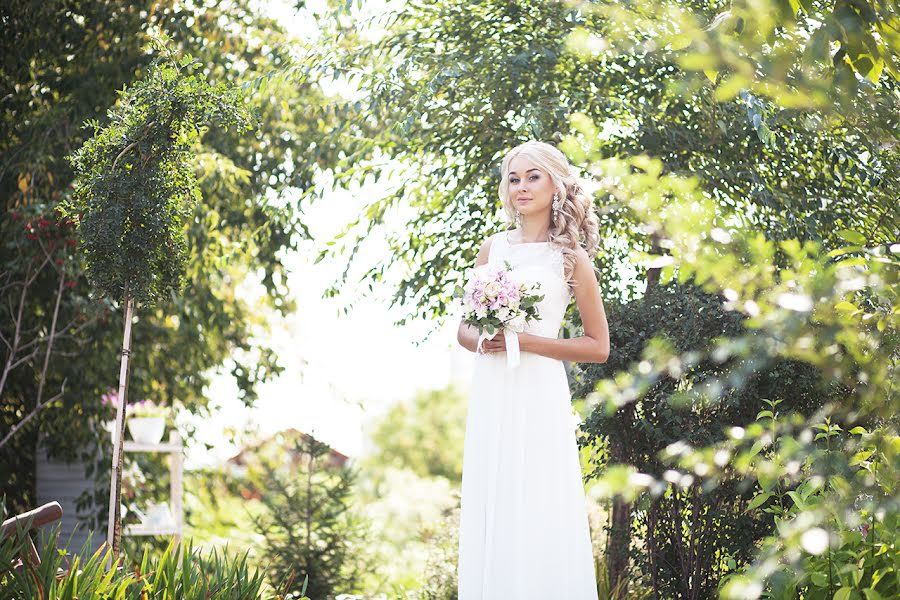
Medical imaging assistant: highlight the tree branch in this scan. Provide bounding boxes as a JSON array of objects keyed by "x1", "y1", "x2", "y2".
[
  {"x1": 0, "y1": 380, "x2": 67, "y2": 450},
  {"x1": 32, "y1": 267, "x2": 67, "y2": 421},
  {"x1": 111, "y1": 120, "x2": 158, "y2": 171},
  {"x1": 0, "y1": 262, "x2": 69, "y2": 450},
  {"x1": 0, "y1": 261, "x2": 33, "y2": 396},
  {"x1": 111, "y1": 141, "x2": 139, "y2": 171}
]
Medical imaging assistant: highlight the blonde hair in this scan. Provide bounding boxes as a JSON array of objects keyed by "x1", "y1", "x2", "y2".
[{"x1": 497, "y1": 140, "x2": 600, "y2": 291}]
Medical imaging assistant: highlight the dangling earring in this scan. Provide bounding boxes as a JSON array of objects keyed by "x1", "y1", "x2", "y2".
[
  {"x1": 515, "y1": 209, "x2": 522, "y2": 226},
  {"x1": 551, "y1": 191, "x2": 561, "y2": 222}
]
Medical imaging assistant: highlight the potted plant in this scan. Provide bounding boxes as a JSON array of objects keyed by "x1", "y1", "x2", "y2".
[
  {"x1": 126, "y1": 399, "x2": 168, "y2": 444},
  {"x1": 101, "y1": 390, "x2": 168, "y2": 445}
]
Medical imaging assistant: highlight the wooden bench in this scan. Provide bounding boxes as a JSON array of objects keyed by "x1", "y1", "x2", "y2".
[{"x1": 1, "y1": 501, "x2": 64, "y2": 571}]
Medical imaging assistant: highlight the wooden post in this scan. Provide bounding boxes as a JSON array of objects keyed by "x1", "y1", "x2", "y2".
[
  {"x1": 170, "y1": 430, "x2": 183, "y2": 546},
  {"x1": 106, "y1": 294, "x2": 135, "y2": 566}
]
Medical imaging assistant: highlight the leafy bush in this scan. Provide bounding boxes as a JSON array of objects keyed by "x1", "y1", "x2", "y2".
[
  {"x1": 418, "y1": 505, "x2": 460, "y2": 600},
  {"x1": 720, "y1": 407, "x2": 900, "y2": 599},
  {"x1": 564, "y1": 120, "x2": 897, "y2": 600},
  {"x1": 575, "y1": 281, "x2": 832, "y2": 594}
]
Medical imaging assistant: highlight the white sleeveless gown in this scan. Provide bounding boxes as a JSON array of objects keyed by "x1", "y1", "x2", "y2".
[{"x1": 456, "y1": 230, "x2": 599, "y2": 599}]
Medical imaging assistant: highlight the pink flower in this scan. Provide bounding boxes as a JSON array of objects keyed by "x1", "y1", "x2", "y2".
[{"x1": 101, "y1": 389, "x2": 118, "y2": 407}]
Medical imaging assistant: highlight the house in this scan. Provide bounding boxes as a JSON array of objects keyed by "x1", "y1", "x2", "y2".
[
  {"x1": 225, "y1": 428, "x2": 351, "y2": 499},
  {"x1": 35, "y1": 442, "x2": 105, "y2": 556}
]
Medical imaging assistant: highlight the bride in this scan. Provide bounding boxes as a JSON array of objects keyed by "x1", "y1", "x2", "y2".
[{"x1": 455, "y1": 140, "x2": 609, "y2": 599}]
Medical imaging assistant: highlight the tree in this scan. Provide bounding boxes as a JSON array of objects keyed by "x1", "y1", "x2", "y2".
[
  {"x1": 246, "y1": 431, "x2": 372, "y2": 599},
  {"x1": 252, "y1": 0, "x2": 897, "y2": 329},
  {"x1": 362, "y1": 384, "x2": 467, "y2": 485},
  {"x1": 63, "y1": 43, "x2": 252, "y2": 560}
]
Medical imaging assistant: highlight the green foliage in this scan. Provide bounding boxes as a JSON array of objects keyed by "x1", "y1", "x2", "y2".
[
  {"x1": 63, "y1": 43, "x2": 252, "y2": 305},
  {"x1": 577, "y1": 0, "x2": 900, "y2": 108},
  {"x1": 719, "y1": 410, "x2": 900, "y2": 599},
  {"x1": 363, "y1": 385, "x2": 467, "y2": 484},
  {"x1": 574, "y1": 281, "x2": 835, "y2": 594},
  {"x1": 349, "y1": 385, "x2": 464, "y2": 594},
  {"x1": 246, "y1": 431, "x2": 372, "y2": 599},
  {"x1": 567, "y1": 140, "x2": 897, "y2": 597},
  {"x1": 0, "y1": 513, "x2": 293, "y2": 599},
  {"x1": 180, "y1": 468, "x2": 268, "y2": 562},
  {"x1": 418, "y1": 506, "x2": 460, "y2": 600},
  {"x1": 1, "y1": 0, "x2": 320, "y2": 517},
  {"x1": 592, "y1": 551, "x2": 653, "y2": 600},
  {"x1": 254, "y1": 0, "x2": 898, "y2": 330},
  {"x1": 129, "y1": 539, "x2": 279, "y2": 600},
  {"x1": 0, "y1": 531, "x2": 132, "y2": 600}
]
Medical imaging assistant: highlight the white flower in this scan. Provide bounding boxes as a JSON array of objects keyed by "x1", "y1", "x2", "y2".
[
  {"x1": 484, "y1": 281, "x2": 501, "y2": 298},
  {"x1": 496, "y1": 306, "x2": 511, "y2": 321},
  {"x1": 506, "y1": 314, "x2": 526, "y2": 332}
]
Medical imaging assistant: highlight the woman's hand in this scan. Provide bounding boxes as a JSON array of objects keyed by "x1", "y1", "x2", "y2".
[
  {"x1": 479, "y1": 331, "x2": 539, "y2": 354},
  {"x1": 479, "y1": 331, "x2": 508, "y2": 354}
]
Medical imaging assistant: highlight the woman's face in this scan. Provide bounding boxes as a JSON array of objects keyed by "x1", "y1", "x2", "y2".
[{"x1": 507, "y1": 155, "x2": 555, "y2": 222}]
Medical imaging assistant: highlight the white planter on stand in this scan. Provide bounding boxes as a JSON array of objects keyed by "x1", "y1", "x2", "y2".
[{"x1": 127, "y1": 417, "x2": 166, "y2": 444}]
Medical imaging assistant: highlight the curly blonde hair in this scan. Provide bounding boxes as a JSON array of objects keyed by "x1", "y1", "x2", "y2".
[{"x1": 497, "y1": 141, "x2": 600, "y2": 291}]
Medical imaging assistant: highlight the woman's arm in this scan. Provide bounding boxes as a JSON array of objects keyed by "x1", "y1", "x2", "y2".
[
  {"x1": 519, "y1": 247, "x2": 609, "y2": 363},
  {"x1": 457, "y1": 237, "x2": 492, "y2": 353}
]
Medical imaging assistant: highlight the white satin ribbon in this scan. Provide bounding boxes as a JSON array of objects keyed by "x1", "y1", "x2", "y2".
[
  {"x1": 503, "y1": 328, "x2": 520, "y2": 369},
  {"x1": 476, "y1": 328, "x2": 521, "y2": 369}
]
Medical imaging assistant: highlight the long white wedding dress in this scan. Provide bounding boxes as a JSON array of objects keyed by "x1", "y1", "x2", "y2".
[{"x1": 456, "y1": 230, "x2": 599, "y2": 599}]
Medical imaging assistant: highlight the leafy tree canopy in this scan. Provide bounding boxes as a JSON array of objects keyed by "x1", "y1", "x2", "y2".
[{"x1": 258, "y1": 0, "x2": 898, "y2": 328}]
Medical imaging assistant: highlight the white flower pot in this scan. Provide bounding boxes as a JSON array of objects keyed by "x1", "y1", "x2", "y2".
[{"x1": 127, "y1": 416, "x2": 166, "y2": 444}]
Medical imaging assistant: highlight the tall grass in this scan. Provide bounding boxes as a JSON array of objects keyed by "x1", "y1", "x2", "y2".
[{"x1": 0, "y1": 523, "x2": 310, "y2": 600}]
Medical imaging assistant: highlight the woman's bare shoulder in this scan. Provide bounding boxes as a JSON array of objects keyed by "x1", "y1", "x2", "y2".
[{"x1": 475, "y1": 232, "x2": 498, "y2": 266}]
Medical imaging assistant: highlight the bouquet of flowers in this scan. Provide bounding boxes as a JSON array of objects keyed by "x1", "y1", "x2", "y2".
[{"x1": 454, "y1": 260, "x2": 543, "y2": 368}]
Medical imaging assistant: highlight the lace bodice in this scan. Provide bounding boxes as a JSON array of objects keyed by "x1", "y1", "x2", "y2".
[{"x1": 488, "y1": 230, "x2": 572, "y2": 338}]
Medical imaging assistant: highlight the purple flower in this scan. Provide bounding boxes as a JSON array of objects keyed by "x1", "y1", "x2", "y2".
[{"x1": 101, "y1": 390, "x2": 117, "y2": 407}]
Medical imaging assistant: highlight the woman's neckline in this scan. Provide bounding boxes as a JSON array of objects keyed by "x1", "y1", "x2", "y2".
[{"x1": 505, "y1": 229, "x2": 550, "y2": 245}]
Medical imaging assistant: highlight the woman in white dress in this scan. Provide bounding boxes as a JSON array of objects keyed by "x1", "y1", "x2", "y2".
[{"x1": 456, "y1": 141, "x2": 610, "y2": 599}]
